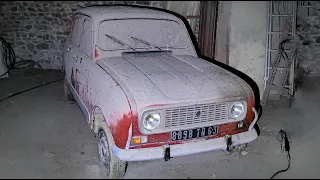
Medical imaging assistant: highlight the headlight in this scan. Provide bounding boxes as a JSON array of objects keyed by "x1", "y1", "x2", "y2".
[
  {"x1": 143, "y1": 112, "x2": 161, "y2": 130},
  {"x1": 230, "y1": 102, "x2": 245, "y2": 118}
]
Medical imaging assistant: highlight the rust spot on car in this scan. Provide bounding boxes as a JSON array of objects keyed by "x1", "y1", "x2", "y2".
[
  {"x1": 94, "y1": 47, "x2": 99, "y2": 60},
  {"x1": 71, "y1": 68, "x2": 75, "y2": 87}
]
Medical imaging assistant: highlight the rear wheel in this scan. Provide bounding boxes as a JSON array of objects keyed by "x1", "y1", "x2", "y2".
[{"x1": 97, "y1": 129, "x2": 127, "y2": 179}]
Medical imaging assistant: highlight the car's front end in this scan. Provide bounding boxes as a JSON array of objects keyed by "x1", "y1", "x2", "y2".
[
  {"x1": 112, "y1": 95, "x2": 259, "y2": 161},
  {"x1": 96, "y1": 46, "x2": 261, "y2": 161}
]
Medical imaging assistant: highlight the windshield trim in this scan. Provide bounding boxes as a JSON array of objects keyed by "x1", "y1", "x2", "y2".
[{"x1": 97, "y1": 18, "x2": 189, "y2": 52}]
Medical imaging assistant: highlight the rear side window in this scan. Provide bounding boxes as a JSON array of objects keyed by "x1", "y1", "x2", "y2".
[{"x1": 72, "y1": 15, "x2": 85, "y2": 47}]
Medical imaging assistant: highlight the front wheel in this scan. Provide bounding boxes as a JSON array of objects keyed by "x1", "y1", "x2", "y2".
[{"x1": 97, "y1": 129, "x2": 127, "y2": 179}]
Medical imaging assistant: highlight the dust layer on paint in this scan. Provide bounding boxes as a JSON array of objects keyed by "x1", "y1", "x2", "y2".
[
  {"x1": 129, "y1": 96, "x2": 255, "y2": 149},
  {"x1": 146, "y1": 103, "x2": 171, "y2": 107},
  {"x1": 71, "y1": 67, "x2": 93, "y2": 117}
]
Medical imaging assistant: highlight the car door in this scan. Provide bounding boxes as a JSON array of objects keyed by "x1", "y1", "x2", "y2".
[
  {"x1": 64, "y1": 14, "x2": 84, "y2": 93},
  {"x1": 76, "y1": 16, "x2": 94, "y2": 119}
]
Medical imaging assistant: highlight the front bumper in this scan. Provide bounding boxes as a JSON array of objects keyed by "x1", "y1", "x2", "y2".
[{"x1": 112, "y1": 107, "x2": 259, "y2": 162}]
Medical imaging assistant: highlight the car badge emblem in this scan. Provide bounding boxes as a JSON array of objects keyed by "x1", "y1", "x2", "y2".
[{"x1": 196, "y1": 111, "x2": 201, "y2": 117}]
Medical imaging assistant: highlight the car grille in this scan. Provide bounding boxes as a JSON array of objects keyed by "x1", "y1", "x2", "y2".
[{"x1": 164, "y1": 102, "x2": 228, "y2": 128}]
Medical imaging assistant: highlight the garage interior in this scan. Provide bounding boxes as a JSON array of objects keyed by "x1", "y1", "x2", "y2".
[{"x1": 0, "y1": 1, "x2": 319, "y2": 178}]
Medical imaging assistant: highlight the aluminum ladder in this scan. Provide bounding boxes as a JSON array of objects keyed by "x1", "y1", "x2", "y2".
[{"x1": 262, "y1": 1, "x2": 298, "y2": 106}]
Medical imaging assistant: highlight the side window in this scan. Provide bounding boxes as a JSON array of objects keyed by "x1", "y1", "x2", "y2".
[
  {"x1": 81, "y1": 18, "x2": 93, "y2": 58},
  {"x1": 72, "y1": 15, "x2": 85, "y2": 47}
]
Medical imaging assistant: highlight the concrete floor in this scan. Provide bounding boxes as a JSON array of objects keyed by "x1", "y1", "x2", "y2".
[{"x1": 0, "y1": 70, "x2": 319, "y2": 179}]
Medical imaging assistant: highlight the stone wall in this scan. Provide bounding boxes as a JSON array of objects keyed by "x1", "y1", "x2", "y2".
[
  {"x1": 297, "y1": 2, "x2": 320, "y2": 76},
  {"x1": 0, "y1": 1, "x2": 167, "y2": 69}
]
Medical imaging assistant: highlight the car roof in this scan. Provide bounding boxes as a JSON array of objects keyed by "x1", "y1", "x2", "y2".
[{"x1": 76, "y1": 5, "x2": 181, "y2": 22}]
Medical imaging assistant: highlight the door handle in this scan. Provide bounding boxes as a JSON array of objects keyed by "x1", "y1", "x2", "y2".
[{"x1": 66, "y1": 47, "x2": 71, "y2": 52}]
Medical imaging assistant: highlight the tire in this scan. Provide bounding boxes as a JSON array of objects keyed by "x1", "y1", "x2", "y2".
[
  {"x1": 63, "y1": 80, "x2": 74, "y2": 102},
  {"x1": 97, "y1": 129, "x2": 127, "y2": 179}
]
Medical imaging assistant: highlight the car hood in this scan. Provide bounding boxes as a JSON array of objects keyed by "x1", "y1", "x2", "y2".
[{"x1": 97, "y1": 53, "x2": 250, "y2": 111}]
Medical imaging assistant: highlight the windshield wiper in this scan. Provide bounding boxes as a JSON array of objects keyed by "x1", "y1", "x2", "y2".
[
  {"x1": 105, "y1": 34, "x2": 136, "y2": 51},
  {"x1": 130, "y1": 36, "x2": 162, "y2": 50}
]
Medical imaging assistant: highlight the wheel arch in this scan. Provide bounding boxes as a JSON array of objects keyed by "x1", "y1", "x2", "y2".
[{"x1": 91, "y1": 105, "x2": 108, "y2": 134}]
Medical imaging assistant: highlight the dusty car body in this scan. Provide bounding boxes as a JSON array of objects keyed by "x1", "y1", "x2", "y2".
[{"x1": 63, "y1": 5, "x2": 261, "y2": 178}]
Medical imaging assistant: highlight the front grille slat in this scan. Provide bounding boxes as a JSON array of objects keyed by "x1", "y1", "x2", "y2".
[{"x1": 164, "y1": 102, "x2": 227, "y2": 128}]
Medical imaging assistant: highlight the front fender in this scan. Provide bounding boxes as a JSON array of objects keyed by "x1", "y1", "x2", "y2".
[
  {"x1": 89, "y1": 63, "x2": 135, "y2": 149},
  {"x1": 97, "y1": 85, "x2": 133, "y2": 149}
]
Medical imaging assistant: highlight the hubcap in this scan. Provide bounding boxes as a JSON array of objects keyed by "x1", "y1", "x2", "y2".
[{"x1": 98, "y1": 131, "x2": 110, "y2": 166}]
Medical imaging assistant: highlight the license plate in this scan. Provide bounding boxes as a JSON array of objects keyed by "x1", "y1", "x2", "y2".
[{"x1": 171, "y1": 125, "x2": 219, "y2": 141}]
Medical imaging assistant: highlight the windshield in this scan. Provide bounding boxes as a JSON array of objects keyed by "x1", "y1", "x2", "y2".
[{"x1": 98, "y1": 19, "x2": 189, "y2": 51}]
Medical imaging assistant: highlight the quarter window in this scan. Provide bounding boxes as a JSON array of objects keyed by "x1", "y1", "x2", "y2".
[
  {"x1": 72, "y1": 15, "x2": 85, "y2": 47},
  {"x1": 81, "y1": 18, "x2": 93, "y2": 58}
]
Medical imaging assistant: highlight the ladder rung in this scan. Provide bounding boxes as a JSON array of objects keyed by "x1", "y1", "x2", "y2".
[
  {"x1": 269, "y1": 49, "x2": 292, "y2": 52},
  {"x1": 271, "y1": 84, "x2": 292, "y2": 89},
  {"x1": 299, "y1": 5, "x2": 313, "y2": 8},
  {"x1": 270, "y1": 14, "x2": 293, "y2": 17},
  {"x1": 267, "y1": 67, "x2": 289, "y2": 70},
  {"x1": 272, "y1": 85, "x2": 283, "y2": 91},
  {"x1": 268, "y1": 32, "x2": 292, "y2": 34},
  {"x1": 282, "y1": 90, "x2": 291, "y2": 98},
  {"x1": 271, "y1": 85, "x2": 290, "y2": 96}
]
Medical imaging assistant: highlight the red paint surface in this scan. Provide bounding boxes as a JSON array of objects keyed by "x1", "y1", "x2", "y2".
[
  {"x1": 130, "y1": 121, "x2": 248, "y2": 149},
  {"x1": 131, "y1": 112, "x2": 141, "y2": 137},
  {"x1": 246, "y1": 91, "x2": 255, "y2": 124},
  {"x1": 109, "y1": 113, "x2": 138, "y2": 148}
]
